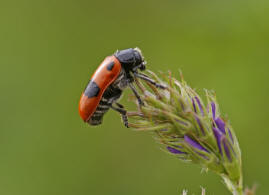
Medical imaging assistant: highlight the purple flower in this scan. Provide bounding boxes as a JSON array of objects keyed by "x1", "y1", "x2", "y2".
[
  {"x1": 215, "y1": 117, "x2": 226, "y2": 134},
  {"x1": 167, "y1": 146, "x2": 185, "y2": 154},
  {"x1": 192, "y1": 97, "x2": 204, "y2": 116},
  {"x1": 195, "y1": 96, "x2": 204, "y2": 115},
  {"x1": 184, "y1": 135, "x2": 208, "y2": 152},
  {"x1": 213, "y1": 127, "x2": 223, "y2": 154},
  {"x1": 211, "y1": 102, "x2": 216, "y2": 119},
  {"x1": 192, "y1": 98, "x2": 197, "y2": 113},
  {"x1": 228, "y1": 128, "x2": 234, "y2": 143},
  {"x1": 213, "y1": 114, "x2": 234, "y2": 144},
  {"x1": 194, "y1": 115, "x2": 205, "y2": 135},
  {"x1": 221, "y1": 137, "x2": 232, "y2": 161},
  {"x1": 213, "y1": 127, "x2": 233, "y2": 161}
]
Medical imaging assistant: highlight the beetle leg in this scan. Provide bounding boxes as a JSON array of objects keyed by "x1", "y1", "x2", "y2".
[
  {"x1": 115, "y1": 102, "x2": 124, "y2": 109},
  {"x1": 115, "y1": 103, "x2": 129, "y2": 128},
  {"x1": 133, "y1": 72, "x2": 167, "y2": 89},
  {"x1": 110, "y1": 104, "x2": 129, "y2": 128},
  {"x1": 128, "y1": 82, "x2": 144, "y2": 106}
]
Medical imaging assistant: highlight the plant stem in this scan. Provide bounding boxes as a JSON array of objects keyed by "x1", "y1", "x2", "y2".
[{"x1": 222, "y1": 176, "x2": 243, "y2": 195}]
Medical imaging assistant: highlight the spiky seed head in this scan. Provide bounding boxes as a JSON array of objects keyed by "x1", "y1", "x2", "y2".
[{"x1": 128, "y1": 70, "x2": 243, "y2": 195}]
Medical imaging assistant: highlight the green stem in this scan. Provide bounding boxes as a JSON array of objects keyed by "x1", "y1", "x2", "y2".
[
  {"x1": 236, "y1": 185, "x2": 243, "y2": 195},
  {"x1": 222, "y1": 175, "x2": 243, "y2": 195}
]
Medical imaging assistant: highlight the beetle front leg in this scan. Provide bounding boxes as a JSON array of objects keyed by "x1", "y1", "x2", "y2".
[
  {"x1": 110, "y1": 104, "x2": 129, "y2": 128},
  {"x1": 133, "y1": 72, "x2": 167, "y2": 89},
  {"x1": 128, "y1": 82, "x2": 144, "y2": 106}
]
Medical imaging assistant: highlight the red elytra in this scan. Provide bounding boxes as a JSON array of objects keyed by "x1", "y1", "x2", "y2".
[{"x1": 79, "y1": 56, "x2": 121, "y2": 122}]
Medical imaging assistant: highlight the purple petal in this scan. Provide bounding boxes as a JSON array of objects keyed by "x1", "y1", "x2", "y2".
[
  {"x1": 195, "y1": 115, "x2": 205, "y2": 135},
  {"x1": 213, "y1": 127, "x2": 223, "y2": 154},
  {"x1": 215, "y1": 117, "x2": 226, "y2": 134},
  {"x1": 195, "y1": 96, "x2": 204, "y2": 115},
  {"x1": 221, "y1": 137, "x2": 232, "y2": 162},
  {"x1": 228, "y1": 128, "x2": 234, "y2": 143},
  {"x1": 213, "y1": 127, "x2": 233, "y2": 161},
  {"x1": 184, "y1": 135, "x2": 208, "y2": 152},
  {"x1": 211, "y1": 102, "x2": 216, "y2": 119},
  {"x1": 167, "y1": 146, "x2": 185, "y2": 154},
  {"x1": 192, "y1": 98, "x2": 197, "y2": 113}
]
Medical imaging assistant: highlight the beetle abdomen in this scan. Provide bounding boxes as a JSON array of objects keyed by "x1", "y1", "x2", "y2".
[
  {"x1": 79, "y1": 56, "x2": 121, "y2": 122},
  {"x1": 88, "y1": 99, "x2": 110, "y2": 125}
]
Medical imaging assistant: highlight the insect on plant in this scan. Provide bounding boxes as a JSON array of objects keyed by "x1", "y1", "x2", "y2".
[{"x1": 78, "y1": 48, "x2": 166, "y2": 127}]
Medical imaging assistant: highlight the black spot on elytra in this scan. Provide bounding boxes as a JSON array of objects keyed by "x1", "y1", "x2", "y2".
[
  {"x1": 84, "y1": 80, "x2": 100, "y2": 98},
  {"x1": 106, "y1": 61, "x2": 115, "y2": 71}
]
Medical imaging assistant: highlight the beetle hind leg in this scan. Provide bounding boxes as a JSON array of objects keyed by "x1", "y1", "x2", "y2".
[
  {"x1": 110, "y1": 103, "x2": 129, "y2": 128},
  {"x1": 121, "y1": 114, "x2": 128, "y2": 128}
]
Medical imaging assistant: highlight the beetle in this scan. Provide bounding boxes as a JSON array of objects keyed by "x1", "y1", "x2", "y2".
[{"x1": 79, "y1": 48, "x2": 165, "y2": 127}]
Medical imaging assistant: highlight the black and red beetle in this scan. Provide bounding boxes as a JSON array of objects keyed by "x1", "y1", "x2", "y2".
[{"x1": 79, "y1": 48, "x2": 165, "y2": 127}]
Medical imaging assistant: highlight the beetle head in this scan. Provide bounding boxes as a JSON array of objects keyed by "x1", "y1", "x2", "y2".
[
  {"x1": 133, "y1": 47, "x2": 146, "y2": 71},
  {"x1": 114, "y1": 48, "x2": 146, "y2": 72}
]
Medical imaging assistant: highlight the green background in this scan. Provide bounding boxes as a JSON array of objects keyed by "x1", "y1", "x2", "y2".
[{"x1": 0, "y1": 0, "x2": 268, "y2": 194}]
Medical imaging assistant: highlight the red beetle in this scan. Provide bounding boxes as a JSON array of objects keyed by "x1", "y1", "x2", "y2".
[{"x1": 79, "y1": 48, "x2": 165, "y2": 127}]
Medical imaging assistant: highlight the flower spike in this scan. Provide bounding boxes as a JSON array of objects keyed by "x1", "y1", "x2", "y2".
[{"x1": 128, "y1": 71, "x2": 244, "y2": 195}]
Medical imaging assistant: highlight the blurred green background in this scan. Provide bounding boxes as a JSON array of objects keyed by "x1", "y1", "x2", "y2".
[{"x1": 0, "y1": 0, "x2": 268, "y2": 194}]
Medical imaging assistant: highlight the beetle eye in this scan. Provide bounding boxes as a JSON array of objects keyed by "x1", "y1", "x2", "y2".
[{"x1": 139, "y1": 63, "x2": 146, "y2": 71}]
